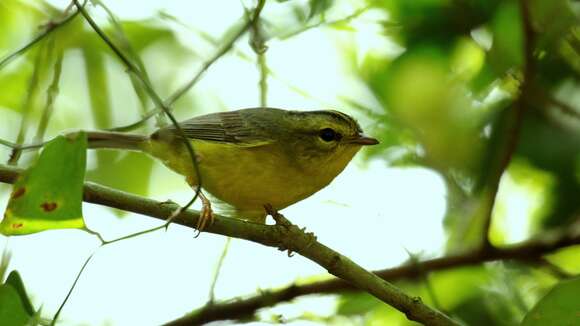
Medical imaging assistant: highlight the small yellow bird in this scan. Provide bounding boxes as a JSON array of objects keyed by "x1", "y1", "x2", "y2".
[{"x1": 87, "y1": 107, "x2": 378, "y2": 229}]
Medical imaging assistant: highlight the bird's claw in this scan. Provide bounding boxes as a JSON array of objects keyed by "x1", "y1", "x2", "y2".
[
  {"x1": 264, "y1": 204, "x2": 291, "y2": 227},
  {"x1": 300, "y1": 227, "x2": 317, "y2": 249},
  {"x1": 194, "y1": 192, "x2": 214, "y2": 238}
]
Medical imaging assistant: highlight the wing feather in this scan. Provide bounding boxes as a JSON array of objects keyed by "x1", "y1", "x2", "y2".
[{"x1": 163, "y1": 110, "x2": 274, "y2": 147}]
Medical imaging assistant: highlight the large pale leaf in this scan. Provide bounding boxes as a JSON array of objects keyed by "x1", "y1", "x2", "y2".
[
  {"x1": 521, "y1": 277, "x2": 580, "y2": 326},
  {"x1": 86, "y1": 151, "x2": 154, "y2": 207},
  {"x1": 0, "y1": 132, "x2": 87, "y2": 235}
]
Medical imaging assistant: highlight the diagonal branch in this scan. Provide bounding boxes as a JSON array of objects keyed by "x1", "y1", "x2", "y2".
[
  {"x1": 166, "y1": 222, "x2": 580, "y2": 325},
  {"x1": 0, "y1": 164, "x2": 458, "y2": 326},
  {"x1": 108, "y1": 0, "x2": 267, "y2": 132},
  {"x1": 479, "y1": 0, "x2": 536, "y2": 249}
]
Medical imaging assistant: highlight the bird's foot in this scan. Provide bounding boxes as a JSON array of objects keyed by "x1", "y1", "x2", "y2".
[
  {"x1": 194, "y1": 191, "x2": 214, "y2": 237},
  {"x1": 264, "y1": 204, "x2": 291, "y2": 227},
  {"x1": 299, "y1": 227, "x2": 317, "y2": 250}
]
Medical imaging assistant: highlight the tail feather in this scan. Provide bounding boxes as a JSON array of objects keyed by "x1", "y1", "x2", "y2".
[{"x1": 86, "y1": 131, "x2": 147, "y2": 151}]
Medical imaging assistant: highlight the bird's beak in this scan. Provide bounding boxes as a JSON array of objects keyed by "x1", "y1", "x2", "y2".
[{"x1": 347, "y1": 133, "x2": 379, "y2": 145}]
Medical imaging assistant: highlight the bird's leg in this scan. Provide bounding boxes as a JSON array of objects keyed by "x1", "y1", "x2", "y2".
[
  {"x1": 264, "y1": 204, "x2": 291, "y2": 227},
  {"x1": 195, "y1": 191, "x2": 214, "y2": 236},
  {"x1": 186, "y1": 175, "x2": 214, "y2": 236}
]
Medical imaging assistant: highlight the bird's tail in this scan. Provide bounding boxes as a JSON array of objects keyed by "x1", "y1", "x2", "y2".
[{"x1": 86, "y1": 131, "x2": 148, "y2": 151}]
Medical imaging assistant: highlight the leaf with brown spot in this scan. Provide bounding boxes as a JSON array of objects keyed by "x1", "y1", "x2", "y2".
[
  {"x1": 40, "y1": 202, "x2": 58, "y2": 212},
  {"x1": 0, "y1": 133, "x2": 87, "y2": 235},
  {"x1": 10, "y1": 188, "x2": 25, "y2": 200}
]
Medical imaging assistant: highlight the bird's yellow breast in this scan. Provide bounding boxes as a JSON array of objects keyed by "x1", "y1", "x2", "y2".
[{"x1": 146, "y1": 138, "x2": 357, "y2": 222}]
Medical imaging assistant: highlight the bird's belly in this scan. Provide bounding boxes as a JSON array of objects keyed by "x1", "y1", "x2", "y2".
[
  {"x1": 205, "y1": 165, "x2": 313, "y2": 210},
  {"x1": 150, "y1": 140, "x2": 324, "y2": 218},
  {"x1": 199, "y1": 145, "x2": 317, "y2": 211}
]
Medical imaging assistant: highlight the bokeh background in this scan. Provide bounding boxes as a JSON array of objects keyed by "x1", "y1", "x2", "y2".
[{"x1": 1, "y1": 0, "x2": 579, "y2": 325}]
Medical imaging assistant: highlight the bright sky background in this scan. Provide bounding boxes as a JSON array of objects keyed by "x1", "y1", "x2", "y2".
[{"x1": 0, "y1": 0, "x2": 534, "y2": 325}]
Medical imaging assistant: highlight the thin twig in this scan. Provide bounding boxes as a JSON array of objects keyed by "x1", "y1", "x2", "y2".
[
  {"x1": 258, "y1": 54, "x2": 268, "y2": 106},
  {"x1": 208, "y1": 237, "x2": 232, "y2": 303},
  {"x1": 50, "y1": 251, "x2": 96, "y2": 326},
  {"x1": 34, "y1": 46, "x2": 64, "y2": 143},
  {"x1": 107, "y1": 0, "x2": 267, "y2": 132},
  {"x1": 277, "y1": 5, "x2": 371, "y2": 40},
  {"x1": 0, "y1": 139, "x2": 19, "y2": 149},
  {"x1": 179, "y1": 22, "x2": 332, "y2": 108},
  {"x1": 95, "y1": 0, "x2": 160, "y2": 124},
  {"x1": 96, "y1": 0, "x2": 153, "y2": 86},
  {"x1": 0, "y1": 1, "x2": 86, "y2": 71},
  {"x1": 247, "y1": 4, "x2": 269, "y2": 107},
  {"x1": 0, "y1": 141, "x2": 46, "y2": 151},
  {"x1": 7, "y1": 44, "x2": 46, "y2": 165}
]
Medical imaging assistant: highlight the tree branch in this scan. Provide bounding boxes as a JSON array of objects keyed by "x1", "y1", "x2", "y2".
[
  {"x1": 0, "y1": 164, "x2": 457, "y2": 325},
  {"x1": 479, "y1": 0, "x2": 536, "y2": 249},
  {"x1": 166, "y1": 221, "x2": 580, "y2": 325}
]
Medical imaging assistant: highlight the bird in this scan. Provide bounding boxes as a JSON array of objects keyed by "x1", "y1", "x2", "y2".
[{"x1": 86, "y1": 107, "x2": 379, "y2": 230}]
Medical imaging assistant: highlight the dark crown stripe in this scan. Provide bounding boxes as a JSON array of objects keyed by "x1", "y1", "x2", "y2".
[{"x1": 310, "y1": 110, "x2": 361, "y2": 132}]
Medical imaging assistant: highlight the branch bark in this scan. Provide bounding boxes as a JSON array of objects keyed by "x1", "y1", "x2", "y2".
[
  {"x1": 479, "y1": 0, "x2": 536, "y2": 249},
  {"x1": 0, "y1": 164, "x2": 458, "y2": 326},
  {"x1": 166, "y1": 222, "x2": 580, "y2": 325}
]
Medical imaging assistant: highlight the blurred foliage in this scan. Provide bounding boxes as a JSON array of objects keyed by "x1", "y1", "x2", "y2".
[
  {"x1": 546, "y1": 245, "x2": 580, "y2": 275},
  {"x1": 350, "y1": 0, "x2": 580, "y2": 323},
  {"x1": 337, "y1": 264, "x2": 560, "y2": 325},
  {"x1": 0, "y1": 0, "x2": 195, "y2": 198},
  {"x1": 522, "y1": 277, "x2": 580, "y2": 325},
  {"x1": 0, "y1": 0, "x2": 579, "y2": 325},
  {"x1": 357, "y1": 0, "x2": 580, "y2": 250}
]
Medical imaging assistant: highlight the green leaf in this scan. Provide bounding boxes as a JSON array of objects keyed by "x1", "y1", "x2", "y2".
[
  {"x1": 329, "y1": 21, "x2": 356, "y2": 32},
  {"x1": 488, "y1": 1, "x2": 524, "y2": 74},
  {"x1": 0, "y1": 0, "x2": 45, "y2": 58},
  {"x1": 0, "y1": 62, "x2": 33, "y2": 111},
  {"x1": 87, "y1": 151, "x2": 154, "y2": 200},
  {"x1": 82, "y1": 47, "x2": 113, "y2": 130},
  {"x1": 0, "y1": 133, "x2": 87, "y2": 235},
  {"x1": 530, "y1": 0, "x2": 578, "y2": 51},
  {"x1": 521, "y1": 277, "x2": 580, "y2": 326},
  {"x1": 120, "y1": 20, "x2": 177, "y2": 53},
  {"x1": 546, "y1": 246, "x2": 580, "y2": 275},
  {"x1": 0, "y1": 271, "x2": 34, "y2": 326},
  {"x1": 5, "y1": 271, "x2": 34, "y2": 316},
  {"x1": 308, "y1": 0, "x2": 332, "y2": 20}
]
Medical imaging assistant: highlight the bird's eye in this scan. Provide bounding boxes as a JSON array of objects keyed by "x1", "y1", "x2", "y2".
[{"x1": 319, "y1": 128, "x2": 340, "y2": 142}]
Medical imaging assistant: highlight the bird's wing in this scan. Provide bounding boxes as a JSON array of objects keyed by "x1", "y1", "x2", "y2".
[{"x1": 166, "y1": 110, "x2": 274, "y2": 147}]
